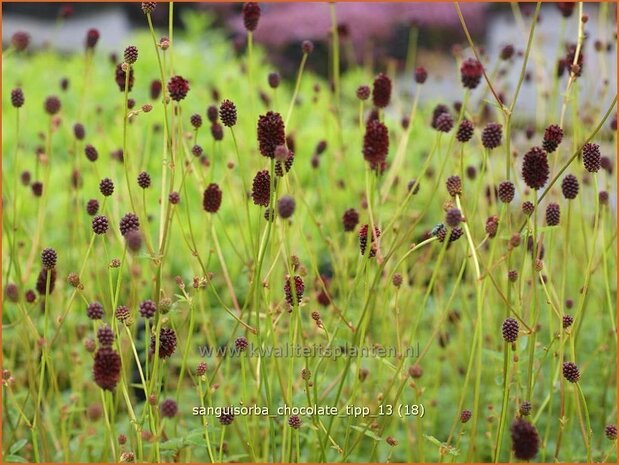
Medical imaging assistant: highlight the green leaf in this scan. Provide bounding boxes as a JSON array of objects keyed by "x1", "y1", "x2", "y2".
[
  {"x1": 9, "y1": 439, "x2": 28, "y2": 455},
  {"x1": 423, "y1": 435, "x2": 459, "y2": 456},
  {"x1": 6, "y1": 454, "x2": 28, "y2": 463},
  {"x1": 349, "y1": 424, "x2": 382, "y2": 441}
]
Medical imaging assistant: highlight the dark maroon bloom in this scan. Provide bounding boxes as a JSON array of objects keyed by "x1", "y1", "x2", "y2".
[
  {"x1": 160, "y1": 399, "x2": 178, "y2": 418},
  {"x1": 86, "y1": 199, "x2": 99, "y2": 216},
  {"x1": 115, "y1": 305, "x2": 130, "y2": 323},
  {"x1": 510, "y1": 418, "x2": 539, "y2": 460},
  {"x1": 542, "y1": 124, "x2": 563, "y2": 153},
  {"x1": 97, "y1": 325, "x2": 115, "y2": 347},
  {"x1": 446, "y1": 175, "x2": 462, "y2": 197},
  {"x1": 190, "y1": 114, "x2": 202, "y2": 129},
  {"x1": 219, "y1": 99, "x2": 237, "y2": 127},
  {"x1": 150, "y1": 80, "x2": 162, "y2": 100},
  {"x1": 11, "y1": 31, "x2": 30, "y2": 52},
  {"x1": 556, "y1": 2, "x2": 575, "y2": 18},
  {"x1": 519, "y1": 401, "x2": 531, "y2": 416},
  {"x1": 119, "y1": 212, "x2": 140, "y2": 236},
  {"x1": 508, "y1": 270, "x2": 518, "y2": 282},
  {"x1": 21, "y1": 171, "x2": 31, "y2": 186},
  {"x1": 522, "y1": 201, "x2": 534, "y2": 216},
  {"x1": 342, "y1": 208, "x2": 359, "y2": 232},
  {"x1": 434, "y1": 112, "x2": 453, "y2": 133},
  {"x1": 25, "y1": 289, "x2": 36, "y2": 303},
  {"x1": 407, "y1": 179, "x2": 421, "y2": 195},
  {"x1": 93, "y1": 347, "x2": 121, "y2": 390},
  {"x1": 32, "y1": 181, "x2": 43, "y2": 197},
  {"x1": 167, "y1": 75, "x2": 189, "y2": 101},
  {"x1": 460, "y1": 410, "x2": 472, "y2": 423},
  {"x1": 502, "y1": 318, "x2": 519, "y2": 342},
  {"x1": 582, "y1": 142, "x2": 601, "y2": 173},
  {"x1": 545, "y1": 203, "x2": 560, "y2": 226},
  {"x1": 235, "y1": 336, "x2": 249, "y2": 352},
  {"x1": 252, "y1": 170, "x2": 271, "y2": 207},
  {"x1": 11, "y1": 88, "x2": 24, "y2": 108},
  {"x1": 150, "y1": 327, "x2": 177, "y2": 359},
  {"x1": 431, "y1": 104, "x2": 450, "y2": 129},
  {"x1": 359, "y1": 224, "x2": 381, "y2": 257},
  {"x1": 124, "y1": 45, "x2": 138, "y2": 64},
  {"x1": 301, "y1": 40, "x2": 314, "y2": 54},
  {"x1": 92, "y1": 215, "x2": 109, "y2": 235},
  {"x1": 414, "y1": 66, "x2": 428, "y2": 84},
  {"x1": 445, "y1": 208, "x2": 462, "y2": 228},
  {"x1": 562, "y1": 314, "x2": 573, "y2": 329},
  {"x1": 139, "y1": 299, "x2": 157, "y2": 319},
  {"x1": 210, "y1": 123, "x2": 223, "y2": 141},
  {"x1": 44, "y1": 96, "x2": 61, "y2": 115},
  {"x1": 601, "y1": 156, "x2": 613, "y2": 174},
  {"x1": 362, "y1": 119, "x2": 389, "y2": 168},
  {"x1": 203, "y1": 183, "x2": 223, "y2": 213},
  {"x1": 41, "y1": 248, "x2": 57, "y2": 269},
  {"x1": 218, "y1": 407, "x2": 235, "y2": 425},
  {"x1": 288, "y1": 415, "x2": 302, "y2": 429},
  {"x1": 242, "y1": 2, "x2": 261, "y2": 32},
  {"x1": 168, "y1": 191, "x2": 180, "y2": 205},
  {"x1": 99, "y1": 178, "x2": 114, "y2": 196},
  {"x1": 192, "y1": 145, "x2": 203, "y2": 157},
  {"x1": 257, "y1": 111, "x2": 286, "y2": 158},
  {"x1": 84, "y1": 144, "x2": 98, "y2": 162},
  {"x1": 85, "y1": 28, "x2": 100, "y2": 50},
  {"x1": 356, "y1": 85, "x2": 370, "y2": 101},
  {"x1": 500, "y1": 44, "x2": 515, "y2": 60},
  {"x1": 605, "y1": 425, "x2": 617, "y2": 441},
  {"x1": 87, "y1": 301, "x2": 104, "y2": 320},
  {"x1": 284, "y1": 275, "x2": 304, "y2": 307},
  {"x1": 372, "y1": 73, "x2": 392, "y2": 108},
  {"x1": 460, "y1": 58, "x2": 483, "y2": 89},
  {"x1": 5, "y1": 284, "x2": 19, "y2": 303},
  {"x1": 485, "y1": 215, "x2": 499, "y2": 238},
  {"x1": 522, "y1": 147, "x2": 549, "y2": 190},
  {"x1": 115, "y1": 63, "x2": 134, "y2": 92},
  {"x1": 481, "y1": 122, "x2": 502, "y2": 149},
  {"x1": 36, "y1": 269, "x2": 56, "y2": 295},
  {"x1": 599, "y1": 190, "x2": 609, "y2": 205},
  {"x1": 278, "y1": 195, "x2": 295, "y2": 219},
  {"x1": 456, "y1": 120, "x2": 474, "y2": 143},
  {"x1": 268, "y1": 72, "x2": 281, "y2": 89},
  {"x1": 142, "y1": 2, "x2": 157, "y2": 14},
  {"x1": 275, "y1": 151, "x2": 294, "y2": 177},
  {"x1": 73, "y1": 123, "x2": 85, "y2": 140},
  {"x1": 562, "y1": 361, "x2": 580, "y2": 383},
  {"x1": 498, "y1": 181, "x2": 515, "y2": 203},
  {"x1": 137, "y1": 171, "x2": 151, "y2": 189},
  {"x1": 561, "y1": 174, "x2": 579, "y2": 200},
  {"x1": 206, "y1": 105, "x2": 218, "y2": 123}
]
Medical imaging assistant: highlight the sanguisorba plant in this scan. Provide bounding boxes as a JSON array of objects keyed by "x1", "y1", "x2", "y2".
[{"x1": 1, "y1": 1, "x2": 617, "y2": 463}]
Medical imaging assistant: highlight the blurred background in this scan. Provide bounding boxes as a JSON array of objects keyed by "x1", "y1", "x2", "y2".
[{"x1": 3, "y1": 2, "x2": 617, "y2": 116}]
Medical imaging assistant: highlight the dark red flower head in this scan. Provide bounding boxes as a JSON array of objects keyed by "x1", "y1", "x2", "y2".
[
  {"x1": 359, "y1": 224, "x2": 381, "y2": 257},
  {"x1": 251, "y1": 170, "x2": 271, "y2": 207},
  {"x1": 93, "y1": 347, "x2": 121, "y2": 390},
  {"x1": 11, "y1": 31, "x2": 30, "y2": 52},
  {"x1": 11, "y1": 88, "x2": 25, "y2": 108},
  {"x1": 284, "y1": 275, "x2": 304, "y2": 308},
  {"x1": 203, "y1": 183, "x2": 223, "y2": 213},
  {"x1": 510, "y1": 418, "x2": 539, "y2": 461},
  {"x1": 414, "y1": 67, "x2": 428, "y2": 84},
  {"x1": 372, "y1": 73, "x2": 392, "y2": 108},
  {"x1": 460, "y1": 57, "x2": 483, "y2": 89},
  {"x1": 167, "y1": 75, "x2": 189, "y2": 101},
  {"x1": 542, "y1": 124, "x2": 563, "y2": 153},
  {"x1": 257, "y1": 111, "x2": 286, "y2": 158},
  {"x1": 242, "y1": 2, "x2": 261, "y2": 31},
  {"x1": 150, "y1": 327, "x2": 177, "y2": 358},
  {"x1": 115, "y1": 63, "x2": 134, "y2": 92},
  {"x1": 521, "y1": 146, "x2": 549, "y2": 190},
  {"x1": 362, "y1": 119, "x2": 389, "y2": 168},
  {"x1": 219, "y1": 99, "x2": 237, "y2": 127},
  {"x1": 84, "y1": 28, "x2": 100, "y2": 50}
]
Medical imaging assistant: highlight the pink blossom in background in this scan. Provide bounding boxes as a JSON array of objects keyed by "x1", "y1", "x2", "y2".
[{"x1": 228, "y1": 3, "x2": 488, "y2": 48}]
